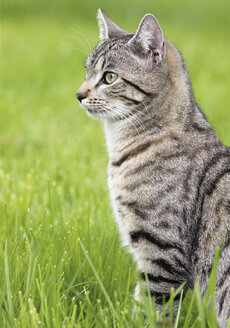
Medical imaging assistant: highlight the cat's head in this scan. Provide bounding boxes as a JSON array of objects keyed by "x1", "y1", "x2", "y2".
[{"x1": 76, "y1": 9, "x2": 168, "y2": 120}]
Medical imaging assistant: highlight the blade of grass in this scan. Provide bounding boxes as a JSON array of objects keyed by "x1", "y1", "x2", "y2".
[
  {"x1": 141, "y1": 275, "x2": 157, "y2": 327},
  {"x1": 78, "y1": 238, "x2": 119, "y2": 323},
  {"x1": 174, "y1": 290, "x2": 183, "y2": 328},
  {"x1": 24, "y1": 228, "x2": 38, "y2": 300},
  {"x1": 204, "y1": 248, "x2": 220, "y2": 328},
  {"x1": 158, "y1": 282, "x2": 186, "y2": 322},
  {"x1": 182, "y1": 290, "x2": 196, "y2": 328},
  {"x1": 204, "y1": 247, "x2": 220, "y2": 304},
  {"x1": 4, "y1": 240, "x2": 14, "y2": 319},
  {"x1": 84, "y1": 290, "x2": 107, "y2": 328},
  {"x1": 194, "y1": 279, "x2": 205, "y2": 328}
]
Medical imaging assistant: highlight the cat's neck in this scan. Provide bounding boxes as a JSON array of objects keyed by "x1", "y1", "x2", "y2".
[
  {"x1": 103, "y1": 118, "x2": 139, "y2": 157},
  {"x1": 103, "y1": 107, "x2": 176, "y2": 161},
  {"x1": 103, "y1": 93, "x2": 190, "y2": 158}
]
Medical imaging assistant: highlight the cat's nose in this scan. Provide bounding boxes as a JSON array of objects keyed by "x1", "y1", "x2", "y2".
[
  {"x1": 77, "y1": 82, "x2": 91, "y2": 103},
  {"x1": 76, "y1": 92, "x2": 86, "y2": 103}
]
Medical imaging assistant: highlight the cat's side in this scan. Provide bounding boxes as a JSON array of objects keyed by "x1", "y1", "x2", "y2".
[{"x1": 76, "y1": 9, "x2": 230, "y2": 326}]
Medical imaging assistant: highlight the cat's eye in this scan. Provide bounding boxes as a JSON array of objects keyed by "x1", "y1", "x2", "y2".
[{"x1": 103, "y1": 72, "x2": 118, "y2": 84}]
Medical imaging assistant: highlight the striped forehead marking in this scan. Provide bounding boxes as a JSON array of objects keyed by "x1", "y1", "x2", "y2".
[
  {"x1": 90, "y1": 40, "x2": 119, "y2": 68},
  {"x1": 95, "y1": 55, "x2": 105, "y2": 71}
]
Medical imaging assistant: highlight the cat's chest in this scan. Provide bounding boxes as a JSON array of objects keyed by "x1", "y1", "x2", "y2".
[
  {"x1": 107, "y1": 163, "x2": 145, "y2": 245},
  {"x1": 107, "y1": 159, "x2": 170, "y2": 220},
  {"x1": 107, "y1": 151, "x2": 192, "y2": 225}
]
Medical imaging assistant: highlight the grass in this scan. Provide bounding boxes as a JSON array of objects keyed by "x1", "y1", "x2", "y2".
[{"x1": 1, "y1": 0, "x2": 230, "y2": 326}]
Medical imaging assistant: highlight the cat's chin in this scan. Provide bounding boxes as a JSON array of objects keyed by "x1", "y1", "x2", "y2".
[
  {"x1": 84, "y1": 107, "x2": 120, "y2": 120},
  {"x1": 85, "y1": 108, "x2": 109, "y2": 120},
  {"x1": 86, "y1": 110, "x2": 125, "y2": 121},
  {"x1": 79, "y1": 101, "x2": 107, "y2": 119},
  {"x1": 80, "y1": 102, "x2": 124, "y2": 121}
]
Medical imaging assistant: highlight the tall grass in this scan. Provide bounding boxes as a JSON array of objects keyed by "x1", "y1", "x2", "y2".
[{"x1": 1, "y1": 0, "x2": 230, "y2": 326}]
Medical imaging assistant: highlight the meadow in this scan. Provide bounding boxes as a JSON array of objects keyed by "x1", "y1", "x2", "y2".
[{"x1": 1, "y1": 0, "x2": 230, "y2": 326}]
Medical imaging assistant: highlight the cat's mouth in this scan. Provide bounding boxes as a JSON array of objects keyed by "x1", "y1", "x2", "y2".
[
  {"x1": 79, "y1": 98, "x2": 130, "y2": 120},
  {"x1": 80, "y1": 99, "x2": 109, "y2": 119}
]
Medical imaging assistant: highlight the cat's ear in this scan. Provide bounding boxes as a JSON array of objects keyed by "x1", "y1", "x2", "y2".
[
  {"x1": 129, "y1": 14, "x2": 164, "y2": 64},
  {"x1": 97, "y1": 8, "x2": 129, "y2": 41}
]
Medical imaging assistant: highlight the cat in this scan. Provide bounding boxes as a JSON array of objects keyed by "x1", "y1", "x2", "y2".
[{"x1": 76, "y1": 9, "x2": 230, "y2": 327}]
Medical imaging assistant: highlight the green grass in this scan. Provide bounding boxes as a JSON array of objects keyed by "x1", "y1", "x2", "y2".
[{"x1": 1, "y1": 0, "x2": 230, "y2": 327}]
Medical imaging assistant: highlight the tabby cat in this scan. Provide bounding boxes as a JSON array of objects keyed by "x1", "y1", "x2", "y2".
[{"x1": 76, "y1": 9, "x2": 230, "y2": 327}]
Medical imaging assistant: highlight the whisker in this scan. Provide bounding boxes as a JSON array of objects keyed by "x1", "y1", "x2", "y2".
[
  {"x1": 116, "y1": 106, "x2": 145, "y2": 132},
  {"x1": 68, "y1": 27, "x2": 92, "y2": 53},
  {"x1": 71, "y1": 47, "x2": 89, "y2": 57},
  {"x1": 140, "y1": 100, "x2": 151, "y2": 115},
  {"x1": 112, "y1": 97, "x2": 154, "y2": 127},
  {"x1": 109, "y1": 106, "x2": 140, "y2": 135},
  {"x1": 131, "y1": 101, "x2": 156, "y2": 126},
  {"x1": 132, "y1": 105, "x2": 150, "y2": 119},
  {"x1": 71, "y1": 35, "x2": 90, "y2": 56}
]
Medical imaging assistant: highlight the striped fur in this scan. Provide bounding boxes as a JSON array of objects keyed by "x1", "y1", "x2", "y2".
[{"x1": 77, "y1": 10, "x2": 230, "y2": 327}]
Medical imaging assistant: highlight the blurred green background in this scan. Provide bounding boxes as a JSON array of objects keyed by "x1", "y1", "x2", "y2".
[{"x1": 1, "y1": 0, "x2": 230, "y2": 326}]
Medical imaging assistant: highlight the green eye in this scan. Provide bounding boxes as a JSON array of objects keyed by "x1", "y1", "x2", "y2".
[{"x1": 104, "y1": 72, "x2": 118, "y2": 84}]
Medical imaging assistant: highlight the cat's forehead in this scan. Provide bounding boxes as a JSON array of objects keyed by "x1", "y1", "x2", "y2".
[{"x1": 85, "y1": 37, "x2": 132, "y2": 69}]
